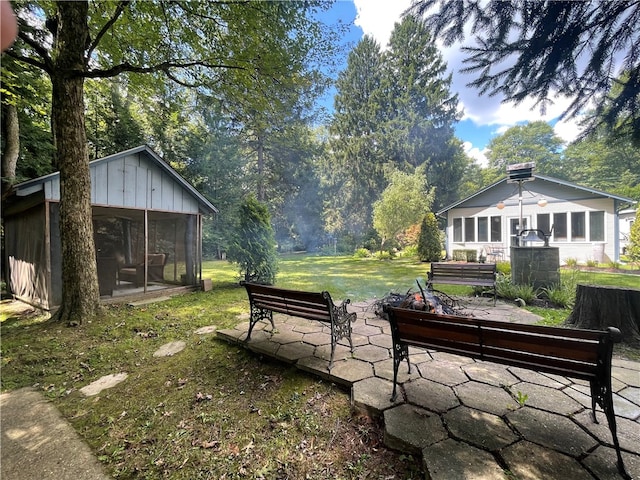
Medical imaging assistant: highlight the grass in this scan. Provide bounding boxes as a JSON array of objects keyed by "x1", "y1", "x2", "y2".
[{"x1": 2, "y1": 254, "x2": 638, "y2": 478}]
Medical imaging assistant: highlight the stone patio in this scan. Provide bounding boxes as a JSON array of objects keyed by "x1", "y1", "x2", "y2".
[{"x1": 217, "y1": 297, "x2": 640, "y2": 480}]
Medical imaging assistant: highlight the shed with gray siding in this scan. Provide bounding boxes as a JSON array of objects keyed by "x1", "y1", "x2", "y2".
[{"x1": 3, "y1": 145, "x2": 218, "y2": 309}]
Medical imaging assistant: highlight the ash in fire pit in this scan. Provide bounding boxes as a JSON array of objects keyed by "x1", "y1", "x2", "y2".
[{"x1": 373, "y1": 280, "x2": 461, "y2": 319}]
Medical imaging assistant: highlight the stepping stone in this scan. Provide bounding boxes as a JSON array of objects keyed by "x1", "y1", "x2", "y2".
[
  {"x1": 194, "y1": 326, "x2": 216, "y2": 335},
  {"x1": 153, "y1": 341, "x2": 186, "y2": 357},
  {"x1": 79, "y1": 373, "x2": 128, "y2": 396}
]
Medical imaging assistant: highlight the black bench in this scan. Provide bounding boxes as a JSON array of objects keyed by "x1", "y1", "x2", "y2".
[
  {"x1": 428, "y1": 262, "x2": 497, "y2": 304},
  {"x1": 241, "y1": 282, "x2": 357, "y2": 370},
  {"x1": 383, "y1": 305, "x2": 629, "y2": 479}
]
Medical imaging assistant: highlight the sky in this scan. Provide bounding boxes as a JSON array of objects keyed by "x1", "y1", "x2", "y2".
[{"x1": 320, "y1": 0, "x2": 584, "y2": 167}]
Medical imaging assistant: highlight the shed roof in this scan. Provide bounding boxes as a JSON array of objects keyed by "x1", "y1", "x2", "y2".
[
  {"x1": 437, "y1": 174, "x2": 636, "y2": 216},
  {"x1": 11, "y1": 145, "x2": 217, "y2": 215}
]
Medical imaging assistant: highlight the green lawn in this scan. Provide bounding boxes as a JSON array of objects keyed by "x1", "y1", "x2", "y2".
[
  {"x1": 1, "y1": 254, "x2": 637, "y2": 479},
  {"x1": 204, "y1": 254, "x2": 640, "y2": 321}
]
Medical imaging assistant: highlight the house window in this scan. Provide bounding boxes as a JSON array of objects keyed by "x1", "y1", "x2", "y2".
[
  {"x1": 571, "y1": 212, "x2": 586, "y2": 241},
  {"x1": 590, "y1": 211, "x2": 605, "y2": 241},
  {"x1": 477, "y1": 217, "x2": 488, "y2": 242},
  {"x1": 491, "y1": 216, "x2": 502, "y2": 242},
  {"x1": 453, "y1": 218, "x2": 462, "y2": 242},
  {"x1": 465, "y1": 218, "x2": 475, "y2": 242},
  {"x1": 554, "y1": 213, "x2": 567, "y2": 240},
  {"x1": 537, "y1": 213, "x2": 550, "y2": 236}
]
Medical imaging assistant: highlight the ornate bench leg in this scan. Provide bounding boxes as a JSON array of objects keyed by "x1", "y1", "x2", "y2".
[
  {"x1": 391, "y1": 343, "x2": 409, "y2": 402},
  {"x1": 246, "y1": 306, "x2": 275, "y2": 341},
  {"x1": 328, "y1": 302, "x2": 357, "y2": 371}
]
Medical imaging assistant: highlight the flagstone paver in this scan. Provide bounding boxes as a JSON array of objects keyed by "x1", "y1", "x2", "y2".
[
  {"x1": 79, "y1": 373, "x2": 128, "y2": 396},
  {"x1": 215, "y1": 298, "x2": 640, "y2": 480},
  {"x1": 152, "y1": 341, "x2": 186, "y2": 357}
]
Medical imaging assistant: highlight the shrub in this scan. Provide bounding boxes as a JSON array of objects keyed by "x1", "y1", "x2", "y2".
[
  {"x1": 541, "y1": 267, "x2": 580, "y2": 308},
  {"x1": 401, "y1": 245, "x2": 419, "y2": 257},
  {"x1": 496, "y1": 261, "x2": 511, "y2": 276},
  {"x1": 452, "y1": 249, "x2": 477, "y2": 262},
  {"x1": 374, "y1": 251, "x2": 393, "y2": 260},
  {"x1": 226, "y1": 196, "x2": 278, "y2": 284},
  {"x1": 607, "y1": 261, "x2": 621, "y2": 270},
  {"x1": 417, "y1": 213, "x2": 442, "y2": 262},
  {"x1": 495, "y1": 274, "x2": 537, "y2": 303},
  {"x1": 564, "y1": 257, "x2": 578, "y2": 267},
  {"x1": 353, "y1": 248, "x2": 371, "y2": 259},
  {"x1": 585, "y1": 258, "x2": 598, "y2": 267}
]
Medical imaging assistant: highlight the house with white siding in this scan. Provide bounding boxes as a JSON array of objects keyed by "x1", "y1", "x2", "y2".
[{"x1": 437, "y1": 174, "x2": 636, "y2": 264}]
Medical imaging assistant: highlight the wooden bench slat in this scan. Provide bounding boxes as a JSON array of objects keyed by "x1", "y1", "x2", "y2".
[
  {"x1": 241, "y1": 281, "x2": 356, "y2": 370},
  {"x1": 428, "y1": 262, "x2": 497, "y2": 304},
  {"x1": 383, "y1": 305, "x2": 628, "y2": 478}
]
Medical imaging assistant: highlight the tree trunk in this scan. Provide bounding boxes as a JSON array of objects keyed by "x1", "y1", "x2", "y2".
[
  {"x1": 565, "y1": 284, "x2": 640, "y2": 343},
  {"x1": 1, "y1": 102, "x2": 19, "y2": 194},
  {"x1": 257, "y1": 134, "x2": 265, "y2": 201},
  {"x1": 51, "y1": 1, "x2": 100, "y2": 324}
]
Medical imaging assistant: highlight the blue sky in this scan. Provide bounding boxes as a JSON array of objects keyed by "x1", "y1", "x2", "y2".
[{"x1": 318, "y1": 0, "x2": 584, "y2": 167}]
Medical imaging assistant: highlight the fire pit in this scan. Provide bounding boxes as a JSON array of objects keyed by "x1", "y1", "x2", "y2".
[{"x1": 373, "y1": 280, "x2": 463, "y2": 320}]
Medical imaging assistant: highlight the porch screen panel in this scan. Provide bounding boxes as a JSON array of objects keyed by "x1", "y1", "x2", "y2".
[
  {"x1": 537, "y1": 213, "x2": 550, "y2": 236},
  {"x1": 554, "y1": 213, "x2": 567, "y2": 240},
  {"x1": 589, "y1": 211, "x2": 605, "y2": 241},
  {"x1": 490, "y1": 216, "x2": 502, "y2": 242},
  {"x1": 453, "y1": 218, "x2": 462, "y2": 242},
  {"x1": 571, "y1": 212, "x2": 586, "y2": 241},
  {"x1": 464, "y1": 218, "x2": 475, "y2": 242},
  {"x1": 477, "y1": 217, "x2": 488, "y2": 242}
]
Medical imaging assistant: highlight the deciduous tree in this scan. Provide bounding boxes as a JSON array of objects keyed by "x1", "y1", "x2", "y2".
[
  {"x1": 6, "y1": 0, "x2": 336, "y2": 323},
  {"x1": 372, "y1": 167, "x2": 434, "y2": 251}
]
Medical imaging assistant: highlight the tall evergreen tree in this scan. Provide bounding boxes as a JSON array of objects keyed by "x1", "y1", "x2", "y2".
[
  {"x1": 411, "y1": 0, "x2": 640, "y2": 144},
  {"x1": 379, "y1": 15, "x2": 465, "y2": 211},
  {"x1": 227, "y1": 196, "x2": 278, "y2": 284},
  {"x1": 327, "y1": 36, "x2": 386, "y2": 240}
]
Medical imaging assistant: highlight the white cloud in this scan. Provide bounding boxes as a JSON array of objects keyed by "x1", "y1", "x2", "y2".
[
  {"x1": 351, "y1": 0, "x2": 585, "y2": 148},
  {"x1": 462, "y1": 141, "x2": 489, "y2": 168},
  {"x1": 353, "y1": 0, "x2": 411, "y2": 48}
]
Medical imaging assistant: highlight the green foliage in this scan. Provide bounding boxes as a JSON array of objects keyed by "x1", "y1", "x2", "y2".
[
  {"x1": 540, "y1": 267, "x2": 580, "y2": 308},
  {"x1": 496, "y1": 261, "x2": 511, "y2": 276},
  {"x1": 486, "y1": 122, "x2": 564, "y2": 177},
  {"x1": 226, "y1": 196, "x2": 278, "y2": 284},
  {"x1": 628, "y1": 204, "x2": 640, "y2": 262},
  {"x1": 325, "y1": 14, "x2": 464, "y2": 240},
  {"x1": 401, "y1": 245, "x2": 419, "y2": 258},
  {"x1": 515, "y1": 391, "x2": 529, "y2": 407},
  {"x1": 564, "y1": 258, "x2": 578, "y2": 267},
  {"x1": 495, "y1": 274, "x2": 537, "y2": 303},
  {"x1": 373, "y1": 250, "x2": 394, "y2": 260},
  {"x1": 417, "y1": 213, "x2": 442, "y2": 262},
  {"x1": 562, "y1": 132, "x2": 640, "y2": 199},
  {"x1": 353, "y1": 248, "x2": 371, "y2": 259},
  {"x1": 372, "y1": 167, "x2": 434, "y2": 250},
  {"x1": 452, "y1": 249, "x2": 477, "y2": 262},
  {"x1": 415, "y1": 1, "x2": 640, "y2": 144}
]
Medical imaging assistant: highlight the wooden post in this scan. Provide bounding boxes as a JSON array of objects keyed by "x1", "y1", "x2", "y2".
[{"x1": 565, "y1": 284, "x2": 640, "y2": 343}]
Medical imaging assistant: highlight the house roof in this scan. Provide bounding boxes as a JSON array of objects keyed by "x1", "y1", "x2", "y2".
[
  {"x1": 12, "y1": 145, "x2": 218, "y2": 214},
  {"x1": 437, "y1": 174, "x2": 636, "y2": 216}
]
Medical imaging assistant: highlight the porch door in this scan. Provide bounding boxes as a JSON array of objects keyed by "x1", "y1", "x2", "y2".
[{"x1": 509, "y1": 217, "x2": 528, "y2": 246}]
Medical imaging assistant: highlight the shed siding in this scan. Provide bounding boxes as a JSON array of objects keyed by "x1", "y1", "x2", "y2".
[{"x1": 21, "y1": 150, "x2": 207, "y2": 214}]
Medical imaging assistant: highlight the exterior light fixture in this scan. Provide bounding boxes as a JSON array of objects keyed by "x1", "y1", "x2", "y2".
[
  {"x1": 537, "y1": 198, "x2": 548, "y2": 207},
  {"x1": 497, "y1": 201, "x2": 505, "y2": 210}
]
